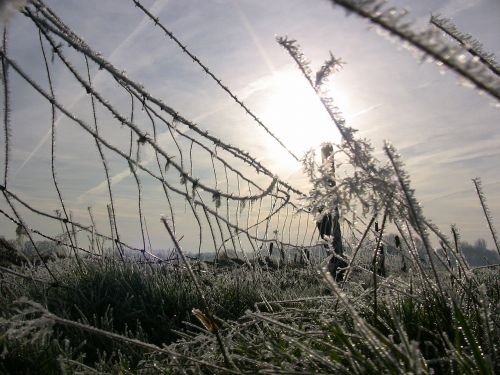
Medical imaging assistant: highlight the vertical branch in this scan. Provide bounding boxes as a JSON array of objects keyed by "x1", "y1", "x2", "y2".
[
  {"x1": 472, "y1": 178, "x2": 500, "y2": 256},
  {"x1": 372, "y1": 209, "x2": 387, "y2": 322},
  {"x1": 197, "y1": 193, "x2": 219, "y2": 261},
  {"x1": 214, "y1": 214, "x2": 229, "y2": 259},
  {"x1": 301, "y1": 211, "x2": 310, "y2": 248},
  {"x1": 321, "y1": 143, "x2": 346, "y2": 280},
  {"x1": 384, "y1": 142, "x2": 443, "y2": 294},
  {"x1": 262, "y1": 193, "x2": 277, "y2": 245},
  {"x1": 254, "y1": 197, "x2": 262, "y2": 246},
  {"x1": 68, "y1": 211, "x2": 79, "y2": 249},
  {"x1": 126, "y1": 88, "x2": 134, "y2": 159},
  {"x1": 160, "y1": 216, "x2": 238, "y2": 371},
  {"x1": 279, "y1": 204, "x2": 288, "y2": 261},
  {"x1": 87, "y1": 206, "x2": 102, "y2": 256},
  {"x1": 187, "y1": 140, "x2": 204, "y2": 260},
  {"x1": 403, "y1": 220, "x2": 434, "y2": 290},
  {"x1": 141, "y1": 94, "x2": 206, "y2": 257},
  {"x1": 143, "y1": 216, "x2": 153, "y2": 255},
  {"x1": 295, "y1": 209, "x2": 302, "y2": 247},
  {"x1": 107, "y1": 203, "x2": 117, "y2": 258},
  {"x1": 1, "y1": 28, "x2": 10, "y2": 188},
  {"x1": 287, "y1": 206, "x2": 294, "y2": 247},
  {"x1": 342, "y1": 215, "x2": 375, "y2": 286},
  {"x1": 84, "y1": 56, "x2": 124, "y2": 261},
  {"x1": 245, "y1": 183, "x2": 254, "y2": 256},
  {"x1": 143, "y1": 104, "x2": 176, "y2": 234},
  {"x1": 38, "y1": 29, "x2": 83, "y2": 271},
  {"x1": 210, "y1": 152, "x2": 218, "y2": 191},
  {"x1": 223, "y1": 165, "x2": 237, "y2": 257},
  {"x1": 222, "y1": 222, "x2": 238, "y2": 261},
  {"x1": 451, "y1": 225, "x2": 471, "y2": 275},
  {"x1": 128, "y1": 160, "x2": 147, "y2": 255}
]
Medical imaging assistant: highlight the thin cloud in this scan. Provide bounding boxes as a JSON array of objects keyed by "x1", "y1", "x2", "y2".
[
  {"x1": 436, "y1": 0, "x2": 484, "y2": 17},
  {"x1": 426, "y1": 179, "x2": 500, "y2": 203},
  {"x1": 77, "y1": 167, "x2": 131, "y2": 202},
  {"x1": 229, "y1": 0, "x2": 276, "y2": 74},
  {"x1": 13, "y1": 0, "x2": 170, "y2": 178},
  {"x1": 346, "y1": 103, "x2": 382, "y2": 120},
  {"x1": 76, "y1": 90, "x2": 246, "y2": 203}
]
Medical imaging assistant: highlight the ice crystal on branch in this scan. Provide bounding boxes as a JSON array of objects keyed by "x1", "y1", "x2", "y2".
[
  {"x1": 431, "y1": 14, "x2": 500, "y2": 77},
  {"x1": 282, "y1": 50, "x2": 435, "y2": 249},
  {"x1": 472, "y1": 177, "x2": 500, "y2": 256},
  {"x1": 276, "y1": 36, "x2": 313, "y2": 83},
  {"x1": 328, "y1": 0, "x2": 500, "y2": 102},
  {"x1": 315, "y1": 52, "x2": 344, "y2": 88},
  {"x1": 279, "y1": 38, "x2": 403, "y2": 222}
]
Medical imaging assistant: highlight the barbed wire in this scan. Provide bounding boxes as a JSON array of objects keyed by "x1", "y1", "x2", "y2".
[
  {"x1": 0, "y1": 1, "x2": 322, "y2": 271},
  {"x1": 25, "y1": 3, "x2": 307, "y2": 197},
  {"x1": 130, "y1": 0, "x2": 301, "y2": 163}
]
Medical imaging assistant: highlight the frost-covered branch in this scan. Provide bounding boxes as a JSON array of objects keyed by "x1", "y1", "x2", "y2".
[
  {"x1": 472, "y1": 177, "x2": 500, "y2": 256},
  {"x1": 431, "y1": 14, "x2": 500, "y2": 77},
  {"x1": 328, "y1": 0, "x2": 500, "y2": 101}
]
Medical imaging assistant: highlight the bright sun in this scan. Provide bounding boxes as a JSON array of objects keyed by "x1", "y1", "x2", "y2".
[{"x1": 257, "y1": 68, "x2": 348, "y2": 177}]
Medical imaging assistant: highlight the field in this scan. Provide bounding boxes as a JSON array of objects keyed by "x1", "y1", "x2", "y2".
[
  {"x1": 1, "y1": 1, "x2": 500, "y2": 374},
  {"x1": 1, "y1": 252, "x2": 499, "y2": 374}
]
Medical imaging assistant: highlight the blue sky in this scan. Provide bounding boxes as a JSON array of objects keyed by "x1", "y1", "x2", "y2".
[{"x1": 0, "y1": 0, "x2": 499, "y2": 252}]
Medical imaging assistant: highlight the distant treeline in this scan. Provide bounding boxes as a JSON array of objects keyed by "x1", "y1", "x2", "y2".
[
  {"x1": 458, "y1": 239, "x2": 499, "y2": 266},
  {"x1": 2, "y1": 235, "x2": 498, "y2": 268}
]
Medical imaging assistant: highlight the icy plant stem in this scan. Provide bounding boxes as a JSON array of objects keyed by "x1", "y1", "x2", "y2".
[
  {"x1": 160, "y1": 216, "x2": 238, "y2": 372},
  {"x1": 372, "y1": 209, "x2": 388, "y2": 321},
  {"x1": 472, "y1": 178, "x2": 500, "y2": 256}
]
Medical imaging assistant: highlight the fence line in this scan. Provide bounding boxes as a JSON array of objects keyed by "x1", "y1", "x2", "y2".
[{"x1": 0, "y1": 0, "x2": 320, "y2": 270}]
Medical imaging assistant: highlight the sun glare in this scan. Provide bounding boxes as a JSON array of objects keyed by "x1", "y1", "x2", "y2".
[{"x1": 257, "y1": 69, "x2": 347, "y2": 177}]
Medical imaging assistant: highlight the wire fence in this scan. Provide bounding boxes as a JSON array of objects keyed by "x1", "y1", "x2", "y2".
[{"x1": 0, "y1": 0, "x2": 332, "y2": 272}]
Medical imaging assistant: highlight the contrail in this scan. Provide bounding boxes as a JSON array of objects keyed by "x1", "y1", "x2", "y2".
[
  {"x1": 230, "y1": 0, "x2": 276, "y2": 75},
  {"x1": 80, "y1": 2, "x2": 279, "y2": 202},
  {"x1": 79, "y1": 168, "x2": 132, "y2": 201},
  {"x1": 435, "y1": 0, "x2": 483, "y2": 18},
  {"x1": 77, "y1": 99, "x2": 231, "y2": 202},
  {"x1": 346, "y1": 104, "x2": 382, "y2": 120},
  {"x1": 13, "y1": 0, "x2": 169, "y2": 178}
]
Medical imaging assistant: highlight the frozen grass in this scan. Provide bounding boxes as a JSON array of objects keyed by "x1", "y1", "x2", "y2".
[
  {"x1": 0, "y1": 257, "x2": 324, "y2": 373},
  {"x1": 140, "y1": 268, "x2": 498, "y2": 374},
  {"x1": 1, "y1": 256, "x2": 498, "y2": 374}
]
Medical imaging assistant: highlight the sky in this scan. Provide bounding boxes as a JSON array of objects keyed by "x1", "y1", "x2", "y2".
[{"x1": 0, "y1": 0, "x2": 499, "y2": 252}]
